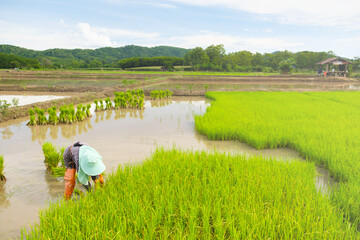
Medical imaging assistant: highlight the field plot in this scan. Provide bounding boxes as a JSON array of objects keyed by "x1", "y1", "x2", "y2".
[
  {"x1": 23, "y1": 149, "x2": 357, "y2": 239},
  {"x1": 195, "y1": 91, "x2": 360, "y2": 223}
]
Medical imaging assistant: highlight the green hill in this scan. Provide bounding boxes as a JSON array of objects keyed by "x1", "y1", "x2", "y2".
[{"x1": 0, "y1": 45, "x2": 189, "y2": 68}]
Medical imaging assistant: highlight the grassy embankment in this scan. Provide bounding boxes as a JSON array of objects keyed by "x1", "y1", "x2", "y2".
[
  {"x1": 23, "y1": 148, "x2": 357, "y2": 239},
  {"x1": 195, "y1": 91, "x2": 360, "y2": 224}
]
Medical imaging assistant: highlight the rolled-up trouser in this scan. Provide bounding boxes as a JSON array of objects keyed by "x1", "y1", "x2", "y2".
[{"x1": 64, "y1": 168, "x2": 76, "y2": 200}]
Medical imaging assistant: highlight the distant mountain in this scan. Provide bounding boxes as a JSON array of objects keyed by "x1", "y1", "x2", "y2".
[{"x1": 0, "y1": 45, "x2": 190, "y2": 64}]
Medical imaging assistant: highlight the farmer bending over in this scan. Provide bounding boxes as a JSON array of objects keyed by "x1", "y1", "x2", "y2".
[{"x1": 63, "y1": 141, "x2": 106, "y2": 200}]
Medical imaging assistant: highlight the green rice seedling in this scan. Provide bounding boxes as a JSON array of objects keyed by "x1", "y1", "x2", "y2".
[
  {"x1": 194, "y1": 91, "x2": 360, "y2": 225},
  {"x1": 28, "y1": 108, "x2": 36, "y2": 125},
  {"x1": 99, "y1": 100, "x2": 104, "y2": 110},
  {"x1": 64, "y1": 107, "x2": 71, "y2": 124},
  {"x1": 42, "y1": 142, "x2": 66, "y2": 177},
  {"x1": 47, "y1": 107, "x2": 58, "y2": 125},
  {"x1": 76, "y1": 104, "x2": 84, "y2": 121},
  {"x1": 120, "y1": 97, "x2": 127, "y2": 108},
  {"x1": 69, "y1": 104, "x2": 76, "y2": 123},
  {"x1": 23, "y1": 148, "x2": 359, "y2": 239},
  {"x1": 86, "y1": 104, "x2": 91, "y2": 117},
  {"x1": 94, "y1": 99, "x2": 100, "y2": 111},
  {"x1": 35, "y1": 108, "x2": 46, "y2": 125},
  {"x1": 0, "y1": 155, "x2": 6, "y2": 181},
  {"x1": 42, "y1": 142, "x2": 61, "y2": 170},
  {"x1": 58, "y1": 106, "x2": 66, "y2": 123},
  {"x1": 133, "y1": 97, "x2": 138, "y2": 108},
  {"x1": 105, "y1": 97, "x2": 112, "y2": 109},
  {"x1": 151, "y1": 90, "x2": 160, "y2": 100},
  {"x1": 136, "y1": 89, "x2": 144, "y2": 98},
  {"x1": 138, "y1": 97, "x2": 144, "y2": 109}
]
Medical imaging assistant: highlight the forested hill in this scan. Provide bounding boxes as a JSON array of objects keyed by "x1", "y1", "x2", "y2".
[{"x1": 0, "y1": 45, "x2": 189, "y2": 64}]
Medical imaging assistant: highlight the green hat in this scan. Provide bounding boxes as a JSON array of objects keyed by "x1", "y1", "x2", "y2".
[{"x1": 78, "y1": 146, "x2": 106, "y2": 185}]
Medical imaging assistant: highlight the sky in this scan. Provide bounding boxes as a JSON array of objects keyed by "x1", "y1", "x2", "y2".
[{"x1": 1, "y1": 0, "x2": 360, "y2": 58}]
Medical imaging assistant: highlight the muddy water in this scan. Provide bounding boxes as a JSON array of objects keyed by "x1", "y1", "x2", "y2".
[{"x1": 0, "y1": 97, "x2": 334, "y2": 239}]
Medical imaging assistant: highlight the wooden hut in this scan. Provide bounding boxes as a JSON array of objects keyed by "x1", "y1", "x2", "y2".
[{"x1": 316, "y1": 57, "x2": 353, "y2": 77}]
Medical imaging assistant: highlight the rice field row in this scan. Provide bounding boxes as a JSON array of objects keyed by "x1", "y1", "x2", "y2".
[
  {"x1": 22, "y1": 148, "x2": 357, "y2": 239},
  {"x1": 195, "y1": 91, "x2": 360, "y2": 224}
]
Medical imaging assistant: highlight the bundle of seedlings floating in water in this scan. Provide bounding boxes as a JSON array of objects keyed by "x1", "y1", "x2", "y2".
[
  {"x1": 150, "y1": 89, "x2": 173, "y2": 100},
  {"x1": 0, "y1": 155, "x2": 6, "y2": 181},
  {"x1": 95, "y1": 89, "x2": 145, "y2": 111},
  {"x1": 27, "y1": 103, "x2": 92, "y2": 126},
  {"x1": 42, "y1": 142, "x2": 66, "y2": 177}
]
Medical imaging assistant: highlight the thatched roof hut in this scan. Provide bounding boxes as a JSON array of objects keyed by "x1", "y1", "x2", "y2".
[{"x1": 317, "y1": 57, "x2": 353, "y2": 77}]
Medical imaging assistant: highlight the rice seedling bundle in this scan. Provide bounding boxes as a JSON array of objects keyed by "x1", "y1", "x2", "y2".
[
  {"x1": 113, "y1": 89, "x2": 145, "y2": 110},
  {"x1": 22, "y1": 149, "x2": 358, "y2": 239},
  {"x1": 151, "y1": 90, "x2": 172, "y2": 100},
  {"x1": 0, "y1": 155, "x2": 6, "y2": 181},
  {"x1": 195, "y1": 91, "x2": 360, "y2": 224},
  {"x1": 28, "y1": 108, "x2": 36, "y2": 126},
  {"x1": 42, "y1": 142, "x2": 66, "y2": 177},
  {"x1": 29, "y1": 103, "x2": 91, "y2": 125}
]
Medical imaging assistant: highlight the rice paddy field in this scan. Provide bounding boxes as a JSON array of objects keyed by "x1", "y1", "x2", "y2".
[
  {"x1": 195, "y1": 91, "x2": 360, "y2": 225},
  {"x1": 17, "y1": 91, "x2": 360, "y2": 239},
  {"x1": 22, "y1": 149, "x2": 357, "y2": 239}
]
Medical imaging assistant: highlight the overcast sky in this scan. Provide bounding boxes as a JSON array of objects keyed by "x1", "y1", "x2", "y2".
[{"x1": 1, "y1": 0, "x2": 360, "y2": 58}]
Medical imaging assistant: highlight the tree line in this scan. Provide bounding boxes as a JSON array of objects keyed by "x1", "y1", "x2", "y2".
[{"x1": 0, "y1": 44, "x2": 359, "y2": 73}]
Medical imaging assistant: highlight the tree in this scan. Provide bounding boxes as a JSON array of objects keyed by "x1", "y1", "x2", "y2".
[
  {"x1": 162, "y1": 61, "x2": 175, "y2": 71},
  {"x1": 205, "y1": 44, "x2": 225, "y2": 66},
  {"x1": 278, "y1": 59, "x2": 296, "y2": 74},
  {"x1": 89, "y1": 60, "x2": 103, "y2": 68},
  {"x1": 184, "y1": 47, "x2": 209, "y2": 70}
]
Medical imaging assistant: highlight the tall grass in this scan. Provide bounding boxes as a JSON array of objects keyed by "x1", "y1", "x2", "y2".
[
  {"x1": 195, "y1": 91, "x2": 360, "y2": 224},
  {"x1": 22, "y1": 148, "x2": 357, "y2": 239}
]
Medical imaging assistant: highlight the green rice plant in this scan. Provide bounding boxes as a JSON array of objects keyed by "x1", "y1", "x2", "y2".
[
  {"x1": 22, "y1": 148, "x2": 359, "y2": 239},
  {"x1": 94, "y1": 99, "x2": 100, "y2": 111},
  {"x1": 76, "y1": 104, "x2": 84, "y2": 121},
  {"x1": 105, "y1": 97, "x2": 112, "y2": 109},
  {"x1": 69, "y1": 104, "x2": 76, "y2": 123},
  {"x1": 42, "y1": 142, "x2": 62, "y2": 170},
  {"x1": 113, "y1": 97, "x2": 120, "y2": 109},
  {"x1": 58, "y1": 106, "x2": 66, "y2": 123},
  {"x1": 86, "y1": 104, "x2": 91, "y2": 117},
  {"x1": 99, "y1": 100, "x2": 104, "y2": 110},
  {"x1": 42, "y1": 142, "x2": 66, "y2": 177},
  {"x1": 47, "y1": 107, "x2": 58, "y2": 125},
  {"x1": 138, "y1": 97, "x2": 144, "y2": 109},
  {"x1": 195, "y1": 91, "x2": 360, "y2": 225},
  {"x1": 0, "y1": 155, "x2": 6, "y2": 181},
  {"x1": 136, "y1": 89, "x2": 144, "y2": 98},
  {"x1": 28, "y1": 108, "x2": 36, "y2": 125}
]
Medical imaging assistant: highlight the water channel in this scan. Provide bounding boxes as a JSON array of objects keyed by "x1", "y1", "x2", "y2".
[{"x1": 0, "y1": 96, "x2": 334, "y2": 239}]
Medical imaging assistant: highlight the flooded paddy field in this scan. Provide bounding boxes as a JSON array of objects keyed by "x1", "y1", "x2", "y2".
[
  {"x1": 0, "y1": 96, "x2": 334, "y2": 239},
  {"x1": 0, "y1": 92, "x2": 69, "y2": 106}
]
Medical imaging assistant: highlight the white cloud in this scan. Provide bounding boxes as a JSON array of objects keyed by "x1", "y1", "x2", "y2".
[
  {"x1": 0, "y1": 20, "x2": 159, "y2": 50},
  {"x1": 168, "y1": 0, "x2": 360, "y2": 29},
  {"x1": 167, "y1": 31, "x2": 302, "y2": 53},
  {"x1": 94, "y1": 27, "x2": 160, "y2": 39},
  {"x1": 78, "y1": 23, "x2": 115, "y2": 47}
]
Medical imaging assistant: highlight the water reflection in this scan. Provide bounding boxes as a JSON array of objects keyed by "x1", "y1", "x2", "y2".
[
  {"x1": 30, "y1": 108, "x2": 145, "y2": 142},
  {"x1": 43, "y1": 170, "x2": 63, "y2": 199},
  {"x1": 151, "y1": 99, "x2": 172, "y2": 107},
  {"x1": 0, "y1": 182, "x2": 9, "y2": 208},
  {"x1": 1, "y1": 127, "x2": 13, "y2": 140}
]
